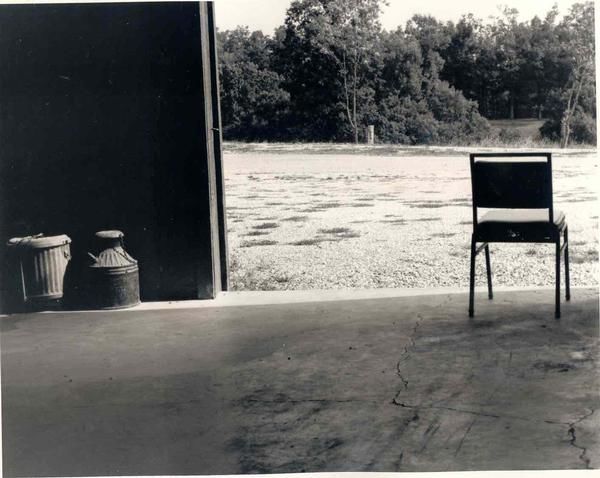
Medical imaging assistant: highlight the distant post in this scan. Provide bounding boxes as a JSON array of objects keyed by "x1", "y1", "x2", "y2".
[{"x1": 367, "y1": 125, "x2": 375, "y2": 144}]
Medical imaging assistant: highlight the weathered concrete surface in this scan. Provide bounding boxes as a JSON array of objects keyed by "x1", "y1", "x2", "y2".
[{"x1": 1, "y1": 288, "x2": 598, "y2": 476}]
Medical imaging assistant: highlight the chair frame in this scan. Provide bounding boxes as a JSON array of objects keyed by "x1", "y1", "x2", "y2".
[{"x1": 469, "y1": 152, "x2": 570, "y2": 319}]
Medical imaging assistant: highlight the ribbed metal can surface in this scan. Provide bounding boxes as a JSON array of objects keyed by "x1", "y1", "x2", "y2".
[{"x1": 6, "y1": 234, "x2": 71, "y2": 308}]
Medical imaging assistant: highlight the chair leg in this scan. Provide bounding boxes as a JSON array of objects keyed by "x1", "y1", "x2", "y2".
[
  {"x1": 555, "y1": 240, "x2": 561, "y2": 319},
  {"x1": 484, "y1": 244, "x2": 493, "y2": 300},
  {"x1": 469, "y1": 236, "x2": 476, "y2": 317},
  {"x1": 564, "y1": 227, "x2": 571, "y2": 301}
]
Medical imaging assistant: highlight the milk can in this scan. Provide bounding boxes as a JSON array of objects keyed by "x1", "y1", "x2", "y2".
[
  {"x1": 6, "y1": 234, "x2": 72, "y2": 310},
  {"x1": 87, "y1": 230, "x2": 140, "y2": 309}
]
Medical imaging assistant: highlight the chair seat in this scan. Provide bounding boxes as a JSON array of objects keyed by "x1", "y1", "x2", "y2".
[
  {"x1": 480, "y1": 209, "x2": 566, "y2": 225},
  {"x1": 475, "y1": 209, "x2": 566, "y2": 242}
]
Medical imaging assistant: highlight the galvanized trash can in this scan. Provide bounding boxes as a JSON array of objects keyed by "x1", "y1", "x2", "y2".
[
  {"x1": 6, "y1": 234, "x2": 72, "y2": 310},
  {"x1": 87, "y1": 230, "x2": 140, "y2": 309}
]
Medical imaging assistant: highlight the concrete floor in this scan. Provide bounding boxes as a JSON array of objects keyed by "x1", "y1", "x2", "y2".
[{"x1": 1, "y1": 288, "x2": 598, "y2": 476}]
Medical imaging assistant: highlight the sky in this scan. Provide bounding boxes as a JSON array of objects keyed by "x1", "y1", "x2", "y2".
[{"x1": 214, "y1": 0, "x2": 586, "y2": 34}]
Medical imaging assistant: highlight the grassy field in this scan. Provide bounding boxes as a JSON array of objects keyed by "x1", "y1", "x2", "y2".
[
  {"x1": 489, "y1": 118, "x2": 546, "y2": 140},
  {"x1": 223, "y1": 143, "x2": 598, "y2": 291}
]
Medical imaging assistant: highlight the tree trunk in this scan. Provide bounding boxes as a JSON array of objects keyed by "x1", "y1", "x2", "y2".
[
  {"x1": 353, "y1": 61, "x2": 358, "y2": 144},
  {"x1": 560, "y1": 111, "x2": 570, "y2": 148},
  {"x1": 537, "y1": 82, "x2": 544, "y2": 120},
  {"x1": 509, "y1": 91, "x2": 515, "y2": 120},
  {"x1": 560, "y1": 63, "x2": 589, "y2": 149},
  {"x1": 342, "y1": 53, "x2": 356, "y2": 142}
]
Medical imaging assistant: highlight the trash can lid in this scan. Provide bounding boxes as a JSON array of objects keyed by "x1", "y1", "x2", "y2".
[
  {"x1": 95, "y1": 230, "x2": 124, "y2": 240},
  {"x1": 7, "y1": 234, "x2": 71, "y2": 249}
]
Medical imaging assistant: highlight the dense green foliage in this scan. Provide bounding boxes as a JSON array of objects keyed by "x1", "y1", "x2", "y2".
[{"x1": 218, "y1": 0, "x2": 596, "y2": 145}]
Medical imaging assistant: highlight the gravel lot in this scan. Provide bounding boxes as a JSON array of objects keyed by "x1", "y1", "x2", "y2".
[{"x1": 224, "y1": 144, "x2": 598, "y2": 291}]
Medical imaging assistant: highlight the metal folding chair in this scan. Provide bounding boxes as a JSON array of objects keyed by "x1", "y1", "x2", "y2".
[{"x1": 469, "y1": 152, "x2": 570, "y2": 318}]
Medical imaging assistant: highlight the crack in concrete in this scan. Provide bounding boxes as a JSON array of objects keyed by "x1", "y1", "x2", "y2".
[
  {"x1": 387, "y1": 293, "x2": 597, "y2": 465},
  {"x1": 391, "y1": 314, "x2": 423, "y2": 406},
  {"x1": 242, "y1": 397, "x2": 379, "y2": 405},
  {"x1": 452, "y1": 386, "x2": 501, "y2": 457},
  {"x1": 567, "y1": 408, "x2": 595, "y2": 469},
  {"x1": 395, "y1": 361, "x2": 409, "y2": 391},
  {"x1": 571, "y1": 408, "x2": 595, "y2": 426},
  {"x1": 429, "y1": 377, "x2": 475, "y2": 408},
  {"x1": 390, "y1": 294, "x2": 456, "y2": 407},
  {"x1": 434, "y1": 294, "x2": 454, "y2": 311},
  {"x1": 567, "y1": 426, "x2": 589, "y2": 468},
  {"x1": 393, "y1": 401, "x2": 576, "y2": 428},
  {"x1": 395, "y1": 450, "x2": 404, "y2": 468},
  {"x1": 398, "y1": 402, "x2": 501, "y2": 419},
  {"x1": 418, "y1": 421, "x2": 441, "y2": 453},
  {"x1": 454, "y1": 417, "x2": 477, "y2": 457}
]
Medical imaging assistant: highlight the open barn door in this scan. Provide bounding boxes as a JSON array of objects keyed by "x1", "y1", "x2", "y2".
[{"x1": 0, "y1": 1, "x2": 228, "y2": 308}]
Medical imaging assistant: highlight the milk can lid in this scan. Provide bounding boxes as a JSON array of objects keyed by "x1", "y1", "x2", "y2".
[{"x1": 95, "y1": 230, "x2": 124, "y2": 240}]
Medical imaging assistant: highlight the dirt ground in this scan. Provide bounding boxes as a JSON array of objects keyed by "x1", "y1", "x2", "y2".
[{"x1": 223, "y1": 145, "x2": 598, "y2": 291}]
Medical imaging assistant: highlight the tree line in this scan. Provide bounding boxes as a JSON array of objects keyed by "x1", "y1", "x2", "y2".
[{"x1": 217, "y1": 0, "x2": 596, "y2": 146}]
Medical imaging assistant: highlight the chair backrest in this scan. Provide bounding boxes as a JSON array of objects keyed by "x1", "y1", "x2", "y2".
[{"x1": 470, "y1": 152, "x2": 554, "y2": 224}]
